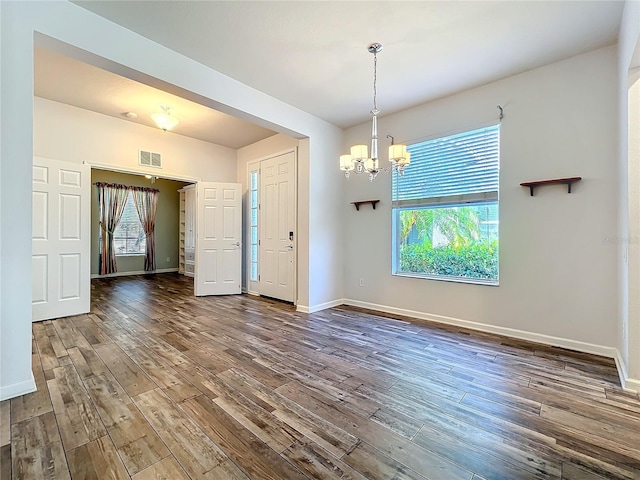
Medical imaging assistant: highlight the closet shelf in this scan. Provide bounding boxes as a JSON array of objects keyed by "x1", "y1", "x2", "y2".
[{"x1": 520, "y1": 177, "x2": 581, "y2": 196}]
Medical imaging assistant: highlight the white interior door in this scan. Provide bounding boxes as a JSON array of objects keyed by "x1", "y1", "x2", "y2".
[
  {"x1": 259, "y1": 151, "x2": 296, "y2": 302},
  {"x1": 195, "y1": 182, "x2": 242, "y2": 296},
  {"x1": 32, "y1": 158, "x2": 90, "y2": 322}
]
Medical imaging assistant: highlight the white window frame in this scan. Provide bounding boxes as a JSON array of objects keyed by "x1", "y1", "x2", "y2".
[
  {"x1": 391, "y1": 124, "x2": 500, "y2": 285},
  {"x1": 249, "y1": 169, "x2": 259, "y2": 282},
  {"x1": 246, "y1": 161, "x2": 260, "y2": 295}
]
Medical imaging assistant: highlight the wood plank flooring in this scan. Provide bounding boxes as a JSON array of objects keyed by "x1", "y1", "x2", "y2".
[{"x1": 2, "y1": 273, "x2": 640, "y2": 479}]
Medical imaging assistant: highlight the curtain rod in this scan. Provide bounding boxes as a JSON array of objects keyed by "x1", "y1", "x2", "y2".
[{"x1": 94, "y1": 182, "x2": 160, "y2": 194}]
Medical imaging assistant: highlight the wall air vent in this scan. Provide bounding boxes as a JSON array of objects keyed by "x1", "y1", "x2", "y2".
[{"x1": 139, "y1": 150, "x2": 162, "y2": 168}]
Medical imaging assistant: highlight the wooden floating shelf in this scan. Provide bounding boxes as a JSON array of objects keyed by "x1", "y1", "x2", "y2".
[
  {"x1": 351, "y1": 200, "x2": 379, "y2": 211},
  {"x1": 520, "y1": 177, "x2": 582, "y2": 196}
]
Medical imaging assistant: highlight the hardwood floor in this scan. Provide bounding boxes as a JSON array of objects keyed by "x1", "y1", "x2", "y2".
[{"x1": 2, "y1": 273, "x2": 640, "y2": 479}]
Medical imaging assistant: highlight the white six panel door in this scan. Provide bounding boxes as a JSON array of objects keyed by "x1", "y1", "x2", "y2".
[
  {"x1": 32, "y1": 158, "x2": 90, "y2": 322},
  {"x1": 259, "y1": 151, "x2": 295, "y2": 302},
  {"x1": 195, "y1": 182, "x2": 242, "y2": 296}
]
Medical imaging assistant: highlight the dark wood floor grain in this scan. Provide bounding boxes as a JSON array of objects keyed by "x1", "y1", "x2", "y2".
[{"x1": 3, "y1": 273, "x2": 640, "y2": 480}]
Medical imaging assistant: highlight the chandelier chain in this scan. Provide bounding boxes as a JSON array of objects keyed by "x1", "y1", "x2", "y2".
[{"x1": 372, "y1": 52, "x2": 378, "y2": 113}]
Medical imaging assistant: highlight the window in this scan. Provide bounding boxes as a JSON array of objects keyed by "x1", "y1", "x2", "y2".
[
  {"x1": 100, "y1": 190, "x2": 146, "y2": 255},
  {"x1": 392, "y1": 124, "x2": 500, "y2": 283},
  {"x1": 249, "y1": 170, "x2": 259, "y2": 281}
]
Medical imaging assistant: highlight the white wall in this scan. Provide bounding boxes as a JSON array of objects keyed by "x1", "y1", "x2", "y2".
[
  {"x1": 35, "y1": 97, "x2": 237, "y2": 182},
  {"x1": 618, "y1": 0, "x2": 640, "y2": 390},
  {"x1": 0, "y1": 1, "x2": 343, "y2": 401},
  {"x1": 306, "y1": 131, "x2": 346, "y2": 310},
  {"x1": 343, "y1": 46, "x2": 619, "y2": 355},
  {"x1": 236, "y1": 134, "x2": 299, "y2": 189},
  {"x1": 0, "y1": 1, "x2": 36, "y2": 400}
]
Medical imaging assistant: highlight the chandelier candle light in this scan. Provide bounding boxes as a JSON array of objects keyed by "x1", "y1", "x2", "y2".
[{"x1": 340, "y1": 43, "x2": 410, "y2": 181}]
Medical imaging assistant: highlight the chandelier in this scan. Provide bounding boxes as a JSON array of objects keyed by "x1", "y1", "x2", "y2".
[{"x1": 340, "y1": 43, "x2": 410, "y2": 181}]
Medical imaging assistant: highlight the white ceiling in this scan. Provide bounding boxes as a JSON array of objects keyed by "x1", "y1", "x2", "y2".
[
  {"x1": 39, "y1": 1, "x2": 624, "y2": 146},
  {"x1": 34, "y1": 47, "x2": 277, "y2": 149}
]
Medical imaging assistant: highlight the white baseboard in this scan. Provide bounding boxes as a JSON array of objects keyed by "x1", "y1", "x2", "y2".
[
  {"x1": 613, "y1": 350, "x2": 640, "y2": 393},
  {"x1": 91, "y1": 268, "x2": 178, "y2": 279},
  {"x1": 343, "y1": 298, "x2": 618, "y2": 358},
  {"x1": 614, "y1": 349, "x2": 629, "y2": 390},
  {"x1": 625, "y1": 376, "x2": 640, "y2": 392},
  {"x1": 296, "y1": 298, "x2": 345, "y2": 314},
  {"x1": 0, "y1": 373, "x2": 36, "y2": 401}
]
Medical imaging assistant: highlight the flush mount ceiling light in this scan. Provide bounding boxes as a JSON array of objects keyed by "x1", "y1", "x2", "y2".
[
  {"x1": 151, "y1": 105, "x2": 179, "y2": 132},
  {"x1": 339, "y1": 43, "x2": 410, "y2": 182}
]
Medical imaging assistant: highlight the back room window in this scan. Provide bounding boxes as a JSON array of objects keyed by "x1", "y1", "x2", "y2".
[{"x1": 100, "y1": 190, "x2": 146, "y2": 255}]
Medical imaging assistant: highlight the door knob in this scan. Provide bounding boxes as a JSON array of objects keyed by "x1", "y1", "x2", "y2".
[{"x1": 233, "y1": 242, "x2": 240, "y2": 247}]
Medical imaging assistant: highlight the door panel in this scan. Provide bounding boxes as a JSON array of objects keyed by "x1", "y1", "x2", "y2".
[
  {"x1": 195, "y1": 182, "x2": 241, "y2": 296},
  {"x1": 60, "y1": 194, "x2": 81, "y2": 238},
  {"x1": 32, "y1": 256, "x2": 48, "y2": 304},
  {"x1": 32, "y1": 192, "x2": 48, "y2": 239},
  {"x1": 202, "y1": 249, "x2": 218, "y2": 283},
  {"x1": 259, "y1": 151, "x2": 295, "y2": 302},
  {"x1": 32, "y1": 158, "x2": 90, "y2": 322},
  {"x1": 60, "y1": 253, "x2": 81, "y2": 299}
]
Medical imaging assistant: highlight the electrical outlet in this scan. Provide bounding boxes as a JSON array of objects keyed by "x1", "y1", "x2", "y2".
[
  {"x1": 359, "y1": 278, "x2": 364, "y2": 287},
  {"x1": 166, "y1": 257, "x2": 171, "y2": 263}
]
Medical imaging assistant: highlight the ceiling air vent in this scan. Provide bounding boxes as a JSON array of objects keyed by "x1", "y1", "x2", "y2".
[{"x1": 139, "y1": 150, "x2": 162, "y2": 168}]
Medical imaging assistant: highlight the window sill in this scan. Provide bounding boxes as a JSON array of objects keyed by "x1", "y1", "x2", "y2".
[
  {"x1": 393, "y1": 272, "x2": 499, "y2": 286},
  {"x1": 115, "y1": 253, "x2": 146, "y2": 257}
]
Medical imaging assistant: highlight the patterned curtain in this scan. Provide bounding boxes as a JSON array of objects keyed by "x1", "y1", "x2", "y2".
[
  {"x1": 131, "y1": 186, "x2": 159, "y2": 271},
  {"x1": 97, "y1": 182, "x2": 129, "y2": 275}
]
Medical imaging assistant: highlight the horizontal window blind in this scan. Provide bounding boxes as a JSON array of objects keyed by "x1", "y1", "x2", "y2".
[{"x1": 393, "y1": 124, "x2": 500, "y2": 205}]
